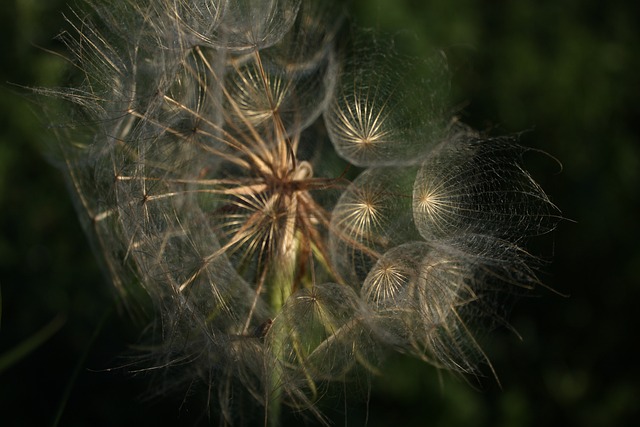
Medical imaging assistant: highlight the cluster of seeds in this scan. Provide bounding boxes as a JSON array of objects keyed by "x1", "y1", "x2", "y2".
[{"x1": 42, "y1": 0, "x2": 559, "y2": 424}]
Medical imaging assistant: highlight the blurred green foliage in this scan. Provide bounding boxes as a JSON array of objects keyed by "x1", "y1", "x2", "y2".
[{"x1": 1, "y1": 0, "x2": 638, "y2": 426}]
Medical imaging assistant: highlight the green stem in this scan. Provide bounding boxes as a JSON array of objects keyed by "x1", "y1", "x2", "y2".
[
  {"x1": 266, "y1": 235, "x2": 298, "y2": 427},
  {"x1": 267, "y1": 335, "x2": 283, "y2": 427}
]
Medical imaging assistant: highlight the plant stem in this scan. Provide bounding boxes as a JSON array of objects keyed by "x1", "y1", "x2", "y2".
[{"x1": 266, "y1": 223, "x2": 299, "y2": 426}]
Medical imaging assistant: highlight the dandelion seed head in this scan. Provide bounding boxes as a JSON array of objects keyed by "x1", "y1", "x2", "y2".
[{"x1": 39, "y1": 0, "x2": 560, "y2": 424}]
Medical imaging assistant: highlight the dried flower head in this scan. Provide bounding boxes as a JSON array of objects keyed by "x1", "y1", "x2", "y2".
[{"x1": 39, "y1": 0, "x2": 560, "y2": 425}]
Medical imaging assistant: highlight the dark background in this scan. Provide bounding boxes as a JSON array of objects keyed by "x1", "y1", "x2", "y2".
[{"x1": 1, "y1": 0, "x2": 638, "y2": 426}]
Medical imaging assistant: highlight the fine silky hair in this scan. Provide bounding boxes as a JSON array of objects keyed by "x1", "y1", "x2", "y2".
[{"x1": 37, "y1": 0, "x2": 560, "y2": 425}]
